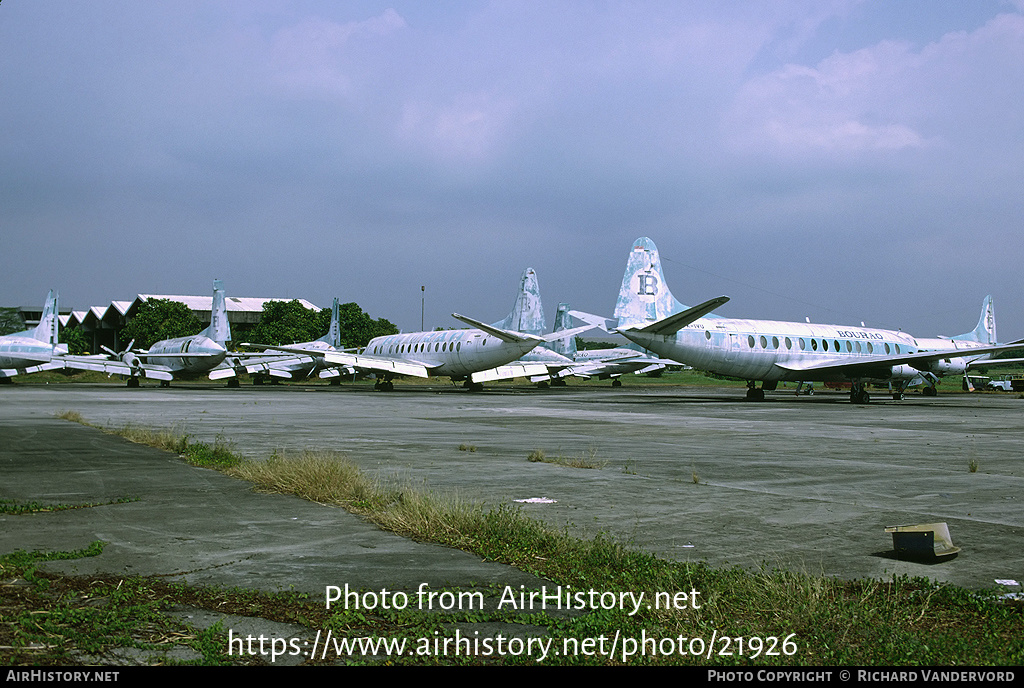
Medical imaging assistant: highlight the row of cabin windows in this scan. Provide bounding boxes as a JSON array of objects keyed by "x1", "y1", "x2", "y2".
[
  {"x1": 704, "y1": 329, "x2": 904, "y2": 355},
  {"x1": 372, "y1": 339, "x2": 480, "y2": 356}
]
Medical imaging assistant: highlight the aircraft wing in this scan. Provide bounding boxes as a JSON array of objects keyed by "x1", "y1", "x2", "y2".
[
  {"x1": 0, "y1": 361, "x2": 65, "y2": 378},
  {"x1": 557, "y1": 357, "x2": 667, "y2": 379},
  {"x1": 241, "y1": 342, "x2": 433, "y2": 379},
  {"x1": 774, "y1": 339, "x2": 1024, "y2": 376},
  {"x1": 967, "y1": 357, "x2": 1024, "y2": 368},
  {"x1": 58, "y1": 355, "x2": 174, "y2": 381},
  {"x1": 471, "y1": 362, "x2": 552, "y2": 383},
  {"x1": 324, "y1": 351, "x2": 432, "y2": 378}
]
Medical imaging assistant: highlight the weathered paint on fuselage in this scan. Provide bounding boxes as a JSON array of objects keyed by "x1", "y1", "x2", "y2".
[
  {"x1": 623, "y1": 317, "x2": 922, "y2": 384},
  {"x1": 0, "y1": 335, "x2": 53, "y2": 369},
  {"x1": 146, "y1": 334, "x2": 227, "y2": 374},
  {"x1": 366, "y1": 329, "x2": 538, "y2": 378}
]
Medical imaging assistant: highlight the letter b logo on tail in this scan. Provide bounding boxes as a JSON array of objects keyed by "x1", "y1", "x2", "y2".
[{"x1": 637, "y1": 273, "x2": 659, "y2": 297}]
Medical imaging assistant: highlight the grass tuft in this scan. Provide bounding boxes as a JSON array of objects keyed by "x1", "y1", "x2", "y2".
[{"x1": 527, "y1": 447, "x2": 607, "y2": 469}]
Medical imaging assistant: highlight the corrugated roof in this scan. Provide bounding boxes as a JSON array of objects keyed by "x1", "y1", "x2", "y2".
[{"x1": 136, "y1": 295, "x2": 320, "y2": 312}]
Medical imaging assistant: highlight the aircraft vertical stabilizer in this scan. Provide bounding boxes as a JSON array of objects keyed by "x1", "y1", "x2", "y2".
[
  {"x1": 549, "y1": 302, "x2": 577, "y2": 357},
  {"x1": 32, "y1": 290, "x2": 60, "y2": 346},
  {"x1": 492, "y1": 267, "x2": 545, "y2": 336},
  {"x1": 613, "y1": 237, "x2": 690, "y2": 329},
  {"x1": 319, "y1": 298, "x2": 342, "y2": 348},
  {"x1": 204, "y1": 279, "x2": 232, "y2": 345},
  {"x1": 953, "y1": 295, "x2": 996, "y2": 345}
]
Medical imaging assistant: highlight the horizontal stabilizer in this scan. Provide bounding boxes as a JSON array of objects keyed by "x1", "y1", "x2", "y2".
[
  {"x1": 450, "y1": 314, "x2": 543, "y2": 344},
  {"x1": 568, "y1": 310, "x2": 616, "y2": 332},
  {"x1": 624, "y1": 296, "x2": 729, "y2": 336},
  {"x1": 539, "y1": 323, "x2": 600, "y2": 343}
]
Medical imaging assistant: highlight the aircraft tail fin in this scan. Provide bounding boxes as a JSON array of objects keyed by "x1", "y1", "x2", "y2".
[
  {"x1": 491, "y1": 267, "x2": 545, "y2": 336},
  {"x1": 203, "y1": 279, "x2": 232, "y2": 345},
  {"x1": 31, "y1": 290, "x2": 60, "y2": 346},
  {"x1": 549, "y1": 302, "x2": 578, "y2": 357},
  {"x1": 952, "y1": 295, "x2": 996, "y2": 345},
  {"x1": 613, "y1": 237, "x2": 690, "y2": 329},
  {"x1": 318, "y1": 298, "x2": 341, "y2": 347}
]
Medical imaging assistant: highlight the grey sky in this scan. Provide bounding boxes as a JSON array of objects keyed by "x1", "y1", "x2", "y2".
[{"x1": 2, "y1": 1, "x2": 1021, "y2": 339}]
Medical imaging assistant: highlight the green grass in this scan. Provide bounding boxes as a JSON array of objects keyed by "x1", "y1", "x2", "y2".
[
  {"x1": 527, "y1": 447, "x2": 608, "y2": 469},
  {"x1": 0, "y1": 496, "x2": 139, "y2": 515},
  {"x1": 4, "y1": 413, "x2": 1020, "y2": 666}
]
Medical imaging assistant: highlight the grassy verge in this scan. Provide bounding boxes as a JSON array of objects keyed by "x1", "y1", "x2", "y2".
[{"x1": 5, "y1": 413, "x2": 1021, "y2": 665}]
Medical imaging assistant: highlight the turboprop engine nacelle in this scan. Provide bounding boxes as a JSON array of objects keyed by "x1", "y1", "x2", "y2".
[
  {"x1": 922, "y1": 357, "x2": 968, "y2": 376},
  {"x1": 121, "y1": 351, "x2": 143, "y2": 374}
]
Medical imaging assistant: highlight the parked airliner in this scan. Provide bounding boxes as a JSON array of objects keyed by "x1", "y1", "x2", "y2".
[
  {"x1": 228, "y1": 298, "x2": 347, "y2": 383},
  {"x1": 473, "y1": 268, "x2": 575, "y2": 384},
  {"x1": 78, "y1": 280, "x2": 232, "y2": 386},
  {"x1": 245, "y1": 272, "x2": 596, "y2": 390},
  {"x1": 574, "y1": 237, "x2": 1020, "y2": 403},
  {"x1": 0, "y1": 291, "x2": 66, "y2": 380},
  {"x1": 474, "y1": 268, "x2": 691, "y2": 386}
]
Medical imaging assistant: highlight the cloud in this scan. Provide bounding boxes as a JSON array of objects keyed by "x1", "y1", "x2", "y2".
[
  {"x1": 726, "y1": 11, "x2": 1024, "y2": 158},
  {"x1": 267, "y1": 8, "x2": 406, "y2": 99}
]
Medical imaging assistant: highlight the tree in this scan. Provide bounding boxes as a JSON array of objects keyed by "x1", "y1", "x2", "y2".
[
  {"x1": 244, "y1": 300, "x2": 398, "y2": 349},
  {"x1": 246, "y1": 300, "x2": 324, "y2": 345},
  {"x1": 120, "y1": 299, "x2": 203, "y2": 350},
  {"x1": 0, "y1": 307, "x2": 24, "y2": 336},
  {"x1": 59, "y1": 326, "x2": 91, "y2": 355},
  {"x1": 336, "y1": 302, "x2": 398, "y2": 348}
]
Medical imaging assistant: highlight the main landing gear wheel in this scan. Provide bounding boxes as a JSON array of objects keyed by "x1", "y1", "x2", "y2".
[
  {"x1": 923, "y1": 386, "x2": 938, "y2": 397},
  {"x1": 126, "y1": 378, "x2": 140, "y2": 388},
  {"x1": 745, "y1": 383, "x2": 765, "y2": 401},
  {"x1": 374, "y1": 379, "x2": 395, "y2": 392},
  {"x1": 611, "y1": 379, "x2": 622, "y2": 387},
  {"x1": 850, "y1": 383, "x2": 870, "y2": 404}
]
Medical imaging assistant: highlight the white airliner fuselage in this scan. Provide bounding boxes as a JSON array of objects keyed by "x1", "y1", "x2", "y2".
[
  {"x1": 363, "y1": 326, "x2": 540, "y2": 379},
  {"x1": 583, "y1": 237, "x2": 1019, "y2": 403},
  {"x1": 0, "y1": 291, "x2": 66, "y2": 379}
]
